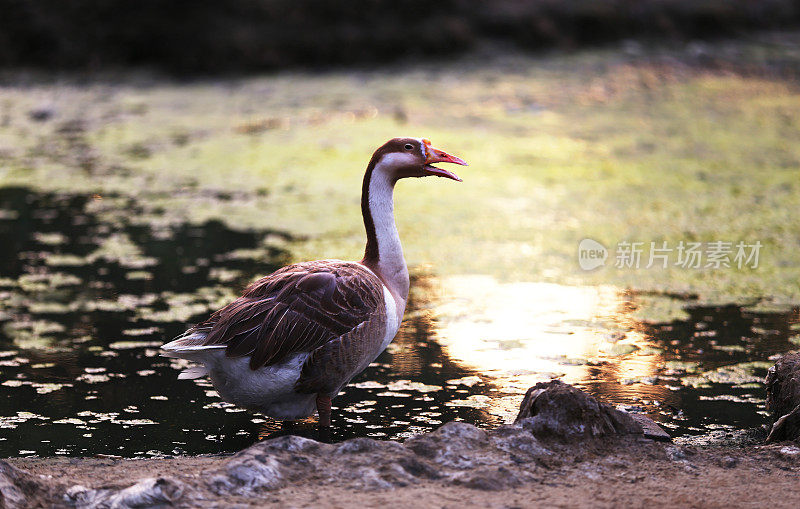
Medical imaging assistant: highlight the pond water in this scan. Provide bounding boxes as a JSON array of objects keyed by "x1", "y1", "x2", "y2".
[{"x1": 0, "y1": 187, "x2": 798, "y2": 457}]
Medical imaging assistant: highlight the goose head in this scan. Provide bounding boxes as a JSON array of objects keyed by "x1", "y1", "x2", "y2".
[{"x1": 369, "y1": 137, "x2": 467, "y2": 182}]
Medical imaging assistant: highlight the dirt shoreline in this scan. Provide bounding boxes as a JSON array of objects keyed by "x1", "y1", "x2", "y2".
[
  {"x1": 5, "y1": 381, "x2": 800, "y2": 508},
  {"x1": 4, "y1": 426, "x2": 799, "y2": 508}
]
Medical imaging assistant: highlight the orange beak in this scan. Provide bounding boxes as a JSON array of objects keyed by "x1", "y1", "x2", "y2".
[{"x1": 422, "y1": 139, "x2": 467, "y2": 182}]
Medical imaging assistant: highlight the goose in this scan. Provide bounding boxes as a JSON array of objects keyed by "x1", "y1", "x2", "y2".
[{"x1": 161, "y1": 137, "x2": 466, "y2": 426}]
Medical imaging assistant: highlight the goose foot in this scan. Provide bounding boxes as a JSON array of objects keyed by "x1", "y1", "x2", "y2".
[{"x1": 316, "y1": 394, "x2": 332, "y2": 427}]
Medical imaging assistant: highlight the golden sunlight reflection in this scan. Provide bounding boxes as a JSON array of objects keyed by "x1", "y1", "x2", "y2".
[{"x1": 427, "y1": 275, "x2": 670, "y2": 422}]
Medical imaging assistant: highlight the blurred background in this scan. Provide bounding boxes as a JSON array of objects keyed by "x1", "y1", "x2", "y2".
[
  {"x1": 1, "y1": 1, "x2": 799, "y2": 457},
  {"x1": 1, "y1": 0, "x2": 800, "y2": 72}
]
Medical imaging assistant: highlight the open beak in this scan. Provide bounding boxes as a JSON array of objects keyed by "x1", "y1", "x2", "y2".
[{"x1": 423, "y1": 140, "x2": 467, "y2": 182}]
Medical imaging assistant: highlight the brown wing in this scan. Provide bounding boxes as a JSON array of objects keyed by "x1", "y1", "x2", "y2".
[
  {"x1": 294, "y1": 308, "x2": 388, "y2": 395},
  {"x1": 196, "y1": 261, "x2": 385, "y2": 370}
]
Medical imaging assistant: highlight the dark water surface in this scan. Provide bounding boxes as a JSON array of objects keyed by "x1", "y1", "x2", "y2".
[{"x1": 0, "y1": 188, "x2": 798, "y2": 457}]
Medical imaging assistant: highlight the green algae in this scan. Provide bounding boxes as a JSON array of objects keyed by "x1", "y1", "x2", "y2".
[{"x1": 1, "y1": 39, "x2": 799, "y2": 314}]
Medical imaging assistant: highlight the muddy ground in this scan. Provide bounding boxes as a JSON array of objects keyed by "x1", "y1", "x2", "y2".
[{"x1": 5, "y1": 424, "x2": 800, "y2": 508}]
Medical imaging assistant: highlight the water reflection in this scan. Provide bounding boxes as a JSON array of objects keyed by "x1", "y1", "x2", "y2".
[
  {"x1": 0, "y1": 187, "x2": 798, "y2": 457},
  {"x1": 430, "y1": 275, "x2": 799, "y2": 440}
]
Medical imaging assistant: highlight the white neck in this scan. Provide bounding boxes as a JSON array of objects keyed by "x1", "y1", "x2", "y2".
[{"x1": 366, "y1": 163, "x2": 410, "y2": 303}]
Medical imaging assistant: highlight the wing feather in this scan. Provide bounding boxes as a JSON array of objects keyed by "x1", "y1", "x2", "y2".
[{"x1": 188, "y1": 261, "x2": 385, "y2": 369}]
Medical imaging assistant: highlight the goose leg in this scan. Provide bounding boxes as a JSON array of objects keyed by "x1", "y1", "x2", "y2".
[{"x1": 316, "y1": 394, "x2": 332, "y2": 427}]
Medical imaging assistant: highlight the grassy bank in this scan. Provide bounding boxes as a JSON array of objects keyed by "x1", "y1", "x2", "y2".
[{"x1": 1, "y1": 34, "x2": 799, "y2": 304}]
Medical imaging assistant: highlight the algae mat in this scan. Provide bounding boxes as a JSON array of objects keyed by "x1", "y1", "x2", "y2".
[{"x1": 1, "y1": 36, "x2": 799, "y2": 304}]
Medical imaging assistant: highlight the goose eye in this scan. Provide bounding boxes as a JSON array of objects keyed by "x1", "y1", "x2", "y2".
[{"x1": 404, "y1": 143, "x2": 413, "y2": 150}]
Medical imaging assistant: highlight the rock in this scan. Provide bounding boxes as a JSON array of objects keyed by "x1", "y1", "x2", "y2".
[
  {"x1": 433, "y1": 421, "x2": 490, "y2": 445},
  {"x1": 259, "y1": 434, "x2": 326, "y2": 453},
  {"x1": 0, "y1": 461, "x2": 34, "y2": 509},
  {"x1": 213, "y1": 431, "x2": 440, "y2": 493},
  {"x1": 665, "y1": 446, "x2": 687, "y2": 461},
  {"x1": 341, "y1": 455, "x2": 438, "y2": 490},
  {"x1": 405, "y1": 422, "x2": 492, "y2": 469},
  {"x1": 0, "y1": 461, "x2": 55, "y2": 509},
  {"x1": 64, "y1": 477, "x2": 183, "y2": 508},
  {"x1": 209, "y1": 451, "x2": 284, "y2": 495},
  {"x1": 765, "y1": 353, "x2": 800, "y2": 442},
  {"x1": 393, "y1": 456, "x2": 441, "y2": 480},
  {"x1": 777, "y1": 445, "x2": 800, "y2": 458},
  {"x1": 766, "y1": 353, "x2": 800, "y2": 418},
  {"x1": 350, "y1": 467, "x2": 396, "y2": 490},
  {"x1": 453, "y1": 466, "x2": 522, "y2": 491},
  {"x1": 630, "y1": 414, "x2": 672, "y2": 442},
  {"x1": 490, "y1": 426, "x2": 553, "y2": 463},
  {"x1": 514, "y1": 380, "x2": 643, "y2": 439},
  {"x1": 335, "y1": 437, "x2": 404, "y2": 455}
]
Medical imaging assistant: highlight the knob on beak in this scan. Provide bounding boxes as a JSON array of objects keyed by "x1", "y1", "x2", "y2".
[{"x1": 422, "y1": 140, "x2": 467, "y2": 182}]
